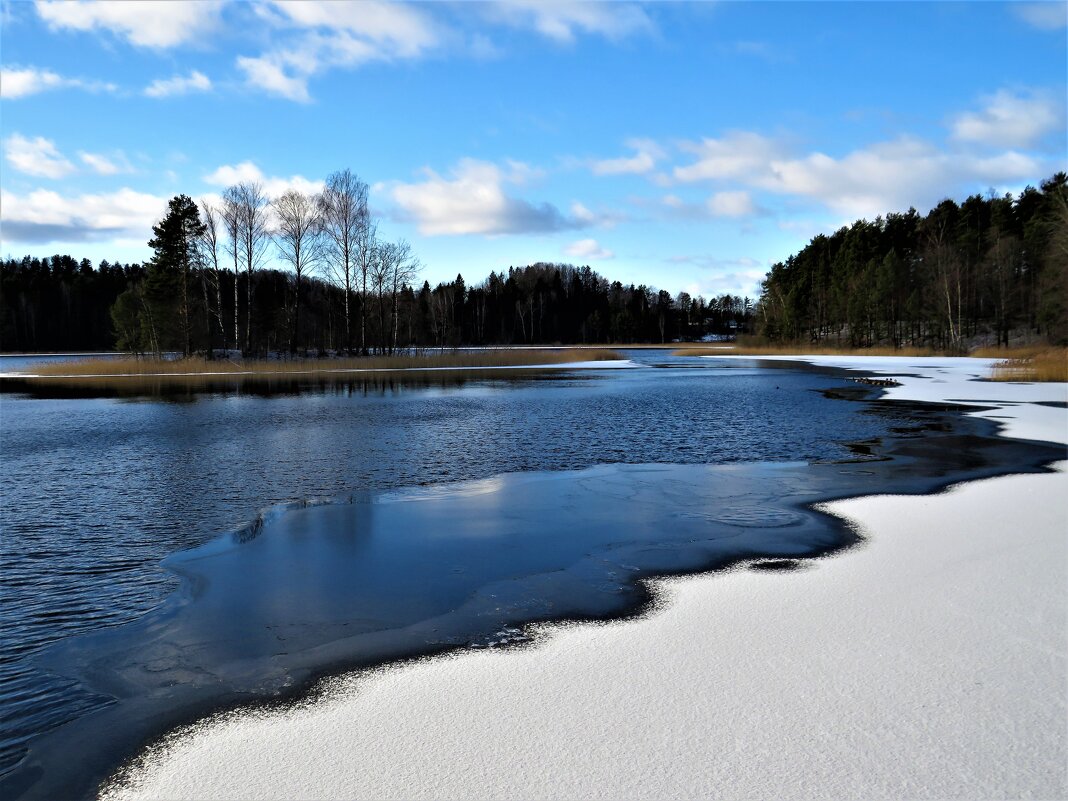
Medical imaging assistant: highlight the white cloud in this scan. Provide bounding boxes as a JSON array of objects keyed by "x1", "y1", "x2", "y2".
[
  {"x1": 1, "y1": 67, "x2": 65, "y2": 99},
  {"x1": 204, "y1": 161, "x2": 264, "y2": 186},
  {"x1": 468, "y1": 33, "x2": 503, "y2": 61},
  {"x1": 1013, "y1": 2, "x2": 1067, "y2": 30},
  {"x1": 569, "y1": 200, "x2": 626, "y2": 228},
  {"x1": 34, "y1": 0, "x2": 222, "y2": 48},
  {"x1": 235, "y1": 1, "x2": 650, "y2": 101},
  {"x1": 668, "y1": 256, "x2": 766, "y2": 299},
  {"x1": 590, "y1": 138, "x2": 664, "y2": 176},
  {"x1": 266, "y1": 1, "x2": 438, "y2": 56},
  {"x1": 78, "y1": 150, "x2": 133, "y2": 175},
  {"x1": 3, "y1": 134, "x2": 75, "y2": 178},
  {"x1": 503, "y1": 159, "x2": 546, "y2": 185},
  {"x1": 237, "y1": 1, "x2": 439, "y2": 101},
  {"x1": 389, "y1": 158, "x2": 576, "y2": 236},
  {"x1": 655, "y1": 192, "x2": 759, "y2": 221},
  {"x1": 485, "y1": 1, "x2": 653, "y2": 44},
  {"x1": 707, "y1": 190, "x2": 757, "y2": 218},
  {"x1": 673, "y1": 130, "x2": 1050, "y2": 219},
  {"x1": 673, "y1": 132, "x2": 786, "y2": 183},
  {"x1": 570, "y1": 201, "x2": 597, "y2": 224},
  {"x1": 692, "y1": 268, "x2": 766, "y2": 299},
  {"x1": 0, "y1": 65, "x2": 115, "y2": 99},
  {"x1": 203, "y1": 161, "x2": 324, "y2": 199},
  {"x1": 564, "y1": 238, "x2": 614, "y2": 260},
  {"x1": 761, "y1": 138, "x2": 1042, "y2": 218},
  {"x1": 236, "y1": 56, "x2": 311, "y2": 103},
  {"x1": 144, "y1": 70, "x2": 212, "y2": 99},
  {"x1": 951, "y1": 89, "x2": 1062, "y2": 149},
  {"x1": 0, "y1": 186, "x2": 169, "y2": 243}
]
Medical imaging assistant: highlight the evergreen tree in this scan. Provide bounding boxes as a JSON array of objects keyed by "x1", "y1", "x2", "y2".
[{"x1": 146, "y1": 195, "x2": 206, "y2": 356}]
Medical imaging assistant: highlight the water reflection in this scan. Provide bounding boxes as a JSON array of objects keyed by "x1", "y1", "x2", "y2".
[{"x1": 0, "y1": 369, "x2": 596, "y2": 402}]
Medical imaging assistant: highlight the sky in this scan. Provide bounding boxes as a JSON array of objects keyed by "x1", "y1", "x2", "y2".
[{"x1": 1, "y1": 1, "x2": 1065, "y2": 300}]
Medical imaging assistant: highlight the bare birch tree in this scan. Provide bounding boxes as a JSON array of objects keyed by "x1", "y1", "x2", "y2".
[
  {"x1": 370, "y1": 244, "x2": 388, "y2": 353},
  {"x1": 198, "y1": 200, "x2": 227, "y2": 355},
  {"x1": 221, "y1": 187, "x2": 242, "y2": 352},
  {"x1": 317, "y1": 170, "x2": 367, "y2": 354},
  {"x1": 272, "y1": 189, "x2": 323, "y2": 355},
  {"x1": 377, "y1": 239, "x2": 421, "y2": 353},
  {"x1": 234, "y1": 182, "x2": 270, "y2": 355},
  {"x1": 355, "y1": 210, "x2": 376, "y2": 355},
  {"x1": 924, "y1": 206, "x2": 963, "y2": 350}
]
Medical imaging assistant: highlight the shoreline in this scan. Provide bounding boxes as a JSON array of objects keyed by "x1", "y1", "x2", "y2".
[{"x1": 100, "y1": 356, "x2": 1067, "y2": 800}]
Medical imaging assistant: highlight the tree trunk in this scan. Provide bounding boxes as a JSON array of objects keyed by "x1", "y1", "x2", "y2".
[
  {"x1": 245, "y1": 265, "x2": 252, "y2": 355},
  {"x1": 343, "y1": 284, "x2": 351, "y2": 355},
  {"x1": 233, "y1": 260, "x2": 240, "y2": 356},
  {"x1": 201, "y1": 268, "x2": 213, "y2": 359},
  {"x1": 360, "y1": 269, "x2": 368, "y2": 356},
  {"x1": 182, "y1": 260, "x2": 191, "y2": 357}
]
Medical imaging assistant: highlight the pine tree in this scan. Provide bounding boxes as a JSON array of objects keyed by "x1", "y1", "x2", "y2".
[{"x1": 147, "y1": 195, "x2": 206, "y2": 357}]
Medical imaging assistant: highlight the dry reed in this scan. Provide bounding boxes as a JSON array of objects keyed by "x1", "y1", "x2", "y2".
[
  {"x1": 19, "y1": 349, "x2": 622, "y2": 379},
  {"x1": 987, "y1": 347, "x2": 1068, "y2": 382}
]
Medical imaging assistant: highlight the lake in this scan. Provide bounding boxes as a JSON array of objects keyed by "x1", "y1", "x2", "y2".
[{"x1": 0, "y1": 351, "x2": 1061, "y2": 800}]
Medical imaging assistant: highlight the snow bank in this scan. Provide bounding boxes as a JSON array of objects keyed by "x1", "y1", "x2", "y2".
[{"x1": 103, "y1": 358, "x2": 1068, "y2": 801}]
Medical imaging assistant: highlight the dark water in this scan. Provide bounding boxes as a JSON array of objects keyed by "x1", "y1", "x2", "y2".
[{"x1": 0, "y1": 352, "x2": 1062, "y2": 800}]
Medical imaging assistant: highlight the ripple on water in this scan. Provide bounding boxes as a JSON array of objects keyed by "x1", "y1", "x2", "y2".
[{"x1": 709, "y1": 507, "x2": 806, "y2": 528}]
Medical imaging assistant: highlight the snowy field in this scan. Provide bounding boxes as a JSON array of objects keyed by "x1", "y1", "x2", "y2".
[{"x1": 103, "y1": 356, "x2": 1067, "y2": 801}]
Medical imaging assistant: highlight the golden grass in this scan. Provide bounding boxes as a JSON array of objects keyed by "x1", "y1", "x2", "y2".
[
  {"x1": 988, "y1": 347, "x2": 1068, "y2": 382},
  {"x1": 0, "y1": 350, "x2": 625, "y2": 396},
  {"x1": 20, "y1": 349, "x2": 623, "y2": 379}
]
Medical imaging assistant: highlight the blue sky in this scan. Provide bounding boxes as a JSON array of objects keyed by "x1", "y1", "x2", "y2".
[{"x1": 1, "y1": 1, "x2": 1065, "y2": 299}]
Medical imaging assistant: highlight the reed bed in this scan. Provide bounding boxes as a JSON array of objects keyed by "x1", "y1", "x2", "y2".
[
  {"x1": 20, "y1": 349, "x2": 623, "y2": 379},
  {"x1": 987, "y1": 347, "x2": 1068, "y2": 382}
]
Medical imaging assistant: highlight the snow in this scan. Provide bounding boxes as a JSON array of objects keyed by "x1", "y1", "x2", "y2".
[{"x1": 103, "y1": 357, "x2": 1067, "y2": 801}]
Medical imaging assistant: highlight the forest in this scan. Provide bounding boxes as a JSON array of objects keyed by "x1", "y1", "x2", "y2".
[
  {"x1": 0, "y1": 168, "x2": 752, "y2": 354},
  {"x1": 0, "y1": 254, "x2": 752, "y2": 354},
  {"x1": 1, "y1": 171, "x2": 1065, "y2": 355},
  {"x1": 757, "y1": 173, "x2": 1068, "y2": 348}
]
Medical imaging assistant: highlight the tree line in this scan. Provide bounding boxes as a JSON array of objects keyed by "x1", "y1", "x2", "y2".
[
  {"x1": 757, "y1": 173, "x2": 1068, "y2": 348},
  {"x1": 1, "y1": 253, "x2": 754, "y2": 353},
  {"x1": 1, "y1": 165, "x2": 755, "y2": 354},
  {"x1": 412, "y1": 265, "x2": 751, "y2": 346},
  {"x1": 13, "y1": 170, "x2": 1061, "y2": 355},
  {"x1": 0, "y1": 255, "x2": 143, "y2": 352}
]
